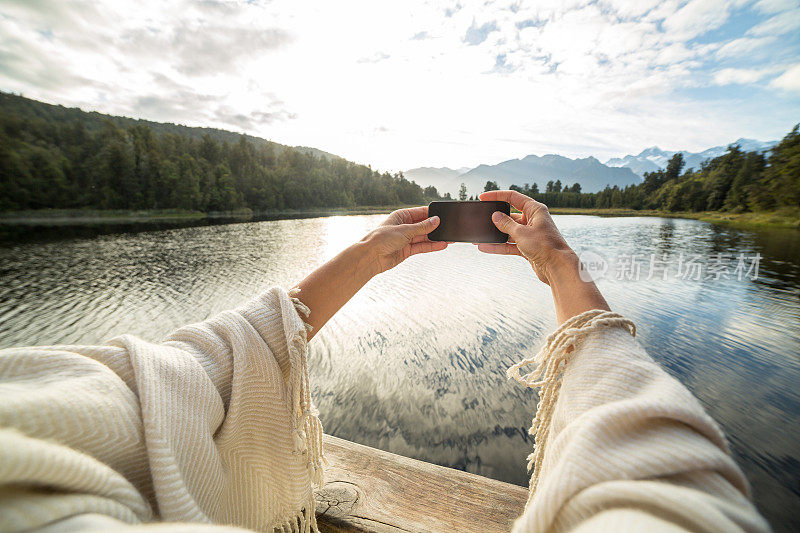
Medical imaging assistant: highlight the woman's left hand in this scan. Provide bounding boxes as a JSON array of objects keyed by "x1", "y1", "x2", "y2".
[
  {"x1": 362, "y1": 206, "x2": 447, "y2": 275},
  {"x1": 294, "y1": 206, "x2": 446, "y2": 339}
]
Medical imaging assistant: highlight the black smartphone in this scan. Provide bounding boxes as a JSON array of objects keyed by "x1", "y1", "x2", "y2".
[{"x1": 427, "y1": 200, "x2": 511, "y2": 243}]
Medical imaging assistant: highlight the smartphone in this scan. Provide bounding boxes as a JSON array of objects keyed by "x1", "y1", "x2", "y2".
[{"x1": 427, "y1": 200, "x2": 511, "y2": 243}]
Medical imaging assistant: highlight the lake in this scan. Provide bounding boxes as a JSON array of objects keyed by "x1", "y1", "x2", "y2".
[{"x1": 1, "y1": 214, "x2": 798, "y2": 531}]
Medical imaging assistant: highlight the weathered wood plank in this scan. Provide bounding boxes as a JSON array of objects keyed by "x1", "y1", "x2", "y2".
[{"x1": 314, "y1": 435, "x2": 528, "y2": 533}]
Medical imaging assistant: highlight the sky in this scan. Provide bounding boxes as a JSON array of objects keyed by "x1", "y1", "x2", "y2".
[{"x1": 1, "y1": 0, "x2": 799, "y2": 172}]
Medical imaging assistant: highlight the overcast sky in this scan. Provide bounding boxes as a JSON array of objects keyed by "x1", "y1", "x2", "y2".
[{"x1": 1, "y1": 0, "x2": 799, "y2": 171}]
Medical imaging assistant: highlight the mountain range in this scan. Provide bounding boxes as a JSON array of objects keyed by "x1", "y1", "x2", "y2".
[
  {"x1": 405, "y1": 155, "x2": 640, "y2": 196},
  {"x1": 405, "y1": 138, "x2": 777, "y2": 197},
  {"x1": 605, "y1": 138, "x2": 776, "y2": 178}
]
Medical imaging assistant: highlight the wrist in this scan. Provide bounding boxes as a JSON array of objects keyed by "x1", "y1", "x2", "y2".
[
  {"x1": 539, "y1": 248, "x2": 580, "y2": 285},
  {"x1": 543, "y1": 248, "x2": 610, "y2": 323},
  {"x1": 347, "y1": 239, "x2": 381, "y2": 281}
]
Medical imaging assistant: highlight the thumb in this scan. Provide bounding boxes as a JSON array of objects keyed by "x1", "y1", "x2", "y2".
[
  {"x1": 491, "y1": 211, "x2": 520, "y2": 236},
  {"x1": 408, "y1": 215, "x2": 440, "y2": 237}
]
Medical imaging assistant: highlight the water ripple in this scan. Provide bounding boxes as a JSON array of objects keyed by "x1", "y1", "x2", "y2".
[{"x1": 0, "y1": 215, "x2": 798, "y2": 531}]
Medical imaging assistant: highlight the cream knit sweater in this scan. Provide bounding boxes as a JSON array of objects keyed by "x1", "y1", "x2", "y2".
[
  {"x1": 0, "y1": 287, "x2": 323, "y2": 533},
  {"x1": 509, "y1": 311, "x2": 769, "y2": 533},
  {"x1": 0, "y1": 290, "x2": 769, "y2": 532}
]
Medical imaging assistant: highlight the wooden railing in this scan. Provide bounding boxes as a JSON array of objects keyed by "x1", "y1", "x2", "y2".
[{"x1": 315, "y1": 435, "x2": 528, "y2": 532}]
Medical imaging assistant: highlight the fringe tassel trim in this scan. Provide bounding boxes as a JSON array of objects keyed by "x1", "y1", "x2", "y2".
[
  {"x1": 265, "y1": 287, "x2": 323, "y2": 533},
  {"x1": 270, "y1": 288, "x2": 323, "y2": 533},
  {"x1": 273, "y1": 502, "x2": 318, "y2": 533},
  {"x1": 288, "y1": 287, "x2": 326, "y2": 486},
  {"x1": 507, "y1": 310, "x2": 636, "y2": 504}
]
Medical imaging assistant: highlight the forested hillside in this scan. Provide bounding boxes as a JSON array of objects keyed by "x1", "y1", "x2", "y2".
[
  {"x1": 0, "y1": 93, "x2": 436, "y2": 212},
  {"x1": 503, "y1": 124, "x2": 799, "y2": 213},
  {"x1": 2, "y1": 93, "x2": 796, "y2": 217}
]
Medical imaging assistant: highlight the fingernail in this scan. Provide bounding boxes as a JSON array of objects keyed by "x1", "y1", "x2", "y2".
[
  {"x1": 430, "y1": 216, "x2": 439, "y2": 224},
  {"x1": 492, "y1": 212, "x2": 502, "y2": 222}
]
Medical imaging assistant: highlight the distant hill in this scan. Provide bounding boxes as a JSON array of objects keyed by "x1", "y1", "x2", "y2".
[
  {"x1": 0, "y1": 92, "x2": 341, "y2": 162},
  {"x1": 402, "y1": 166, "x2": 471, "y2": 196},
  {"x1": 406, "y1": 138, "x2": 779, "y2": 197},
  {"x1": 606, "y1": 138, "x2": 777, "y2": 177},
  {"x1": 406, "y1": 156, "x2": 640, "y2": 196},
  {"x1": 460, "y1": 155, "x2": 640, "y2": 194},
  {"x1": 0, "y1": 92, "x2": 429, "y2": 212}
]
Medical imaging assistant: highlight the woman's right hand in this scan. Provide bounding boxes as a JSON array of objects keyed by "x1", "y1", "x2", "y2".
[
  {"x1": 478, "y1": 189, "x2": 610, "y2": 323},
  {"x1": 476, "y1": 190, "x2": 576, "y2": 285}
]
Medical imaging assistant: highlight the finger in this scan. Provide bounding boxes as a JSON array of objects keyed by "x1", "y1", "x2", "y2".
[
  {"x1": 402, "y1": 206, "x2": 429, "y2": 224},
  {"x1": 479, "y1": 190, "x2": 531, "y2": 210},
  {"x1": 511, "y1": 212, "x2": 525, "y2": 224},
  {"x1": 410, "y1": 234, "x2": 430, "y2": 244},
  {"x1": 407, "y1": 206, "x2": 431, "y2": 223},
  {"x1": 479, "y1": 190, "x2": 545, "y2": 215},
  {"x1": 407, "y1": 215, "x2": 440, "y2": 237},
  {"x1": 383, "y1": 206, "x2": 428, "y2": 226},
  {"x1": 477, "y1": 243, "x2": 522, "y2": 256},
  {"x1": 409, "y1": 241, "x2": 447, "y2": 256},
  {"x1": 491, "y1": 211, "x2": 521, "y2": 237}
]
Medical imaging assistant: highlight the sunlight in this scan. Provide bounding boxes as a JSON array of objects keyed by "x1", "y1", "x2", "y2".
[
  {"x1": 1, "y1": 1, "x2": 797, "y2": 530},
  {"x1": 322, "y1": 215, "x2": 383, "y2": 261}
]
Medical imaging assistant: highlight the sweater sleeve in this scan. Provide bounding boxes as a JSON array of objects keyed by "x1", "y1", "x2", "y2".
[
  {"x1": 0, "y1": 287, "x2": 324, "y2": 533},
  {"x1": 510, "y1": 311, "x2": 770, "y2": 533}
]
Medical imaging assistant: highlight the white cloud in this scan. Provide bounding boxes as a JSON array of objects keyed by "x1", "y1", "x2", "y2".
[
  {"x1": 752, "y1": 0, "x2": 800, "y2": 14},
  {"x1": 598, "y1": 0, "x2": 663, "y2": 19},
  {"x1": 713, "y1": 67, "x2": 773, "y2": 85},
  {"x1": 716, "y1": 36, "x2": 776, "y2": 58},
  {"x1": 0, "y1": 0, "x2": 798, "y2": 171},
  {"x1": 662, "y1": 0, "x2": 734, "y2": 40},
  {"x1": 770, "y1": 64, "x2": 800, "y2": 91},
  {"x1": 747, "y1": 8, "x2": 800, "y2": 35}
]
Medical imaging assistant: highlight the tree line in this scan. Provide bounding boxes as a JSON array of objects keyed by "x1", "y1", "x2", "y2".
[
  {"x1": 0, "y1": 93, "x2": 439, "y2": 212},
  {"x1": 474, "y1": 125, "x2": 799, "y2": 212},
  {"x1": 2, "y1": 93, "x2": 796, "y2": 215}
]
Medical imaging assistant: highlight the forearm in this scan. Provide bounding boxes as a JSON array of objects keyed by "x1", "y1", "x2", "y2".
[
  {"x1": 292, "y1": 240, "x2": 376, "y2": 340},
  {"x1": 544, "y1": 250, "x2": 610, "y2": 324}
]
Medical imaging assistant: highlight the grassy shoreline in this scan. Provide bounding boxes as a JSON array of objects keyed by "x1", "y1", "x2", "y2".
[
  {"x1": 0, "y1": 206, "x2": 409, "y2": 226},
  {"x1": 547, "y1": 207, "x2": 800, "y2": 230},
  {"x1": 2, "y1": 206, "x2": 797, "y2": 230}
]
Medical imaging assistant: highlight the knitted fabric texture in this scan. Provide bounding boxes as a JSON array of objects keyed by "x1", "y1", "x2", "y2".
[
  {"x1": 0, "y1": 287, "x2": 324, "y2": 533},
  {"x1": 509, "y1": 310, "x2": 769, "y2": 532},
  {"x1": 507, "y1": 309, "x2": 636, "y2": 501},
  {"x1": 1, "y1": 300, "x2": 771, "y2": 533}
]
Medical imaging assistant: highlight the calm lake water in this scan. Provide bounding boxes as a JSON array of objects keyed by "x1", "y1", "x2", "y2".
[{"x1": 1, "y1": 215, "x2": 799, "y2": 531}]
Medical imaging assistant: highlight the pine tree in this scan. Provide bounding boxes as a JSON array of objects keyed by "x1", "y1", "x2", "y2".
[
  {"x1": 665, "y1": 153, "x2": 685, "y2": 182},
  {"x1": 763, "y1": 125, "x2": 800, "y2": 208}
]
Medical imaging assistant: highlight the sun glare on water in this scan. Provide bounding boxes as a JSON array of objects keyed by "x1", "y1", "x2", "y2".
[{"x1": 321, "y1": 215, "x2": 383, "y2": 261}]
